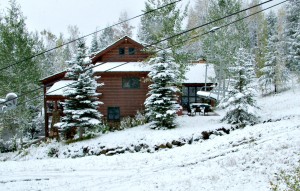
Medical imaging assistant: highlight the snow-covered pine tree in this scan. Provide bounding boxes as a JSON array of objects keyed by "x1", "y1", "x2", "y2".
[
  {"x1": 259, "y1": 11, "x2": 290, "y2": 94},
  {"x1": 144, "y1": 50, "x2": 180, "y2": 130},
  {"x1": 284, "y1": 0, "x2": 300, "y2": 72},
  {"x1": 61, "y1": 39, "x2": 103, "y2": 139},
  {"x1": 220, "y1": 48, "x2": 259, "y2": 127}
]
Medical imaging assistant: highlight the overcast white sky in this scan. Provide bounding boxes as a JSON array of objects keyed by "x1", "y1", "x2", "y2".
[{"x1": 0, "y1": 0, "x2": 285, "y2": 40}]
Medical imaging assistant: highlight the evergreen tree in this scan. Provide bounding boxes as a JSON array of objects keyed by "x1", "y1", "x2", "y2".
[
  {"x1": 144, "y1": 50, "x2": 180, "y2": 130},
  {"x1": 220, "y1": 48, "x2": 259, "y2": 127},
  {"x1": 284, "y1": 0, "x2": 300, "y2": 72},
  {"x1": 0, "y1": 0, "x2": 42, "y2": 142},
  {"x1": 61, "y1": 39, "x2": 103, "y2": 139},
  {"x1": 259, "y1": 11, "x2": 290, "y2": 93},
  {"x1": 114, "y1": 11, "x2": 135, "y2": 39}
]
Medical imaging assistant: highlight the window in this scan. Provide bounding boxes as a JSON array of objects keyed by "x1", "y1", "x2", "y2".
[
  {"x1": 122, "y1": 77, "x2": 140, "y2": 89},
  {"x1": 181, "y1": 86, "x2": 206, "y2": 108},
  {"x1": 107, "y1": 107, "x2": 120, "y2": 121},
  {"x1": 119, "y1": 47, "x2": 125, "y2": 55},
  {"x1": 128, "y1": 47, "x2": 135, "y2": 55}
]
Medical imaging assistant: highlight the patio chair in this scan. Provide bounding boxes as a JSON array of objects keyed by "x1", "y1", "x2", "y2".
[{"x1": 187, "y1": 105, "x2": 196, "y2": 116}]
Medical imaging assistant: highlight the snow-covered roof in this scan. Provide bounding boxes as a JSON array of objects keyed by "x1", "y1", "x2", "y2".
[
  {"x1": 46, "y1": 80, "x2": 75, "y2": 96},
  {"x1": 183, "y1": 64, "x2": 215, "y2": 83},
  {"x1": 46, "y1": 63, "x2": 216, "y2": 96},
  {"x1": 197, "y1": 91, "x2": 219, "y2": 100},
  {"x1": 93, "y1": 62, "x2": 152, "y2": 72}
]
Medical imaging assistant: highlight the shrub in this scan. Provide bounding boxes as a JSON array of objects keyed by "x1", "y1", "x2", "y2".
[
  {"x1": 270, "y1": 165, "x2": 300, "y2": 191},
  {"x1": 47, "y1": 146, "x2": 59, "y2": 158}
]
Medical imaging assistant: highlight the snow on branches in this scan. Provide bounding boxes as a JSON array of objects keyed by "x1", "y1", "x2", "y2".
[
  {"x1": 144, "y1": 50, "x2": 180, "y2": 130},
  {"x1": 220, "y1": 48, "x2": 259, "y2": 127},
  {"x1": 60, "y1": 39, "x2": 103, "y2": 139}
]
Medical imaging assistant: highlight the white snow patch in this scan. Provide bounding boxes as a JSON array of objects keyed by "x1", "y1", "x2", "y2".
[{"x1": 1, "y1": 85, "x2": 300, "y2": 191}]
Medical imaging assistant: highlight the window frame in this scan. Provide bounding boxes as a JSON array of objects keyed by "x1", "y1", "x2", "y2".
[
  {"x1": 128, "y1": 47, "x2": 135, "y2": 55},
  {"x1": 119, "y1": 47, "x2": 125, "y2": 55},
  {"x1": 122, "y1": 77, "x2": 140, "y2": 89},
  {"x1": 107, "y1": 107, "x2": 120, "y2": 121}
]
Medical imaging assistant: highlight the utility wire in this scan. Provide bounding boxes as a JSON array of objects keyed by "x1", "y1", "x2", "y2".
[
  {"x1": 0, "y1": 0, "x2": 182, "y2": 72},
  {"x1": 3, "y1": 0, "x2": 285, "y2": 108},
  {"x1": 145, "y1": 0, "x2": 276, "y2": 47},
  {"x1": 164, "y1": 0, "x2": 288, "y2": 51}
]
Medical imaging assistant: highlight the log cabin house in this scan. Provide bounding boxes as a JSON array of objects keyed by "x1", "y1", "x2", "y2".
[{"x1": 40, "y1": 36, "x2": 215, "y2": 137}]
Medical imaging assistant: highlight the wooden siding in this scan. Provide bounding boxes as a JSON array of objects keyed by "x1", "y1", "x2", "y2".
[
  {"x1": 92, "y1": 37, "x2": 149, "y2": 63},
  {"x1": 97, "y1": 72, "x2": 150, "y2": 118}
]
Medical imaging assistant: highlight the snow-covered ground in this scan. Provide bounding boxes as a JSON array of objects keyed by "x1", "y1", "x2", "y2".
[{"x1": 1, "y1": 86, "x2": 300, "y2": 191}]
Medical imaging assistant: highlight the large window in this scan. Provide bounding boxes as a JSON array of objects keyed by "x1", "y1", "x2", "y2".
[
  {"x1": 181, "y1": 86, "x2": 206, "y2": 108},
  {"x1": 122, "y1": 77, "x2": 140, "y2": 89},
  {"x1": 107, "y1": 107, "x2": 120, "y2": 121}
]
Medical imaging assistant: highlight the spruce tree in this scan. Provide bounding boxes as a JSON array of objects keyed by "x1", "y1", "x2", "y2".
[
  {"x1": 284, "y1": 0, "x2": 300, "y2": 72},
  {"x1": 61, "y1": 39, "x2": 103, "y2": 139},
  {"x1": 220, "y1": 48, "x2": 259, "y2": 127},
  {"x1": 259, "y1": 11, "x2": 290, "y2": 93},
  {"x1": 144, "y1": 50, "x2": 180, "y2": 130}
]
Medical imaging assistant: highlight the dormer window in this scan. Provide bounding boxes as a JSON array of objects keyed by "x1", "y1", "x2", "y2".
[
  {"x1": 128, "y1": 47, "x2": 135, "y2": 55},
  {"x1": 119, "y1": 47, "x2": 125, "y2": 55}
]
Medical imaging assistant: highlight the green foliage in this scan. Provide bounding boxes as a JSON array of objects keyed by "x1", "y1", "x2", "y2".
[
  {"x1": 270, "y1": 165, "x2": 300, "y2": 191},
  {"x1": 0, "y1": 0, "x2": 43, "y2": 144},
  {"x1": 47, "y1": 147, "x2": 59, "y2": 158},
  {"x1": 119, "y1": 111, "x2": 148, "y2": 130},
  {"x1": 60, "y1": 39, "x2": 103, "y2": 140},
  {"x1": 202, "y1": 0, "x2": 250, "y2": 80}
]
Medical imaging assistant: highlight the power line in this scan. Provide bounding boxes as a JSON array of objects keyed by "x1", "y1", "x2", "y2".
[
  {"x1": 0, "y1": 0, "x2": 182, "y2": 72},
  {"x1": 146, "y1": 0, "x2": 277, "y2": 47},
  {"x1": 164, "y1": 0, "x2": 288, "y2": 51},
  {"x1": 3, "y1": 0, "x2": 286, "y2": 108}
]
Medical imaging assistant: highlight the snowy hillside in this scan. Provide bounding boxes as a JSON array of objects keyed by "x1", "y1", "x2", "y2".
[{"x1": 0, "y1": 85, "x2": 300, "y2": 191}]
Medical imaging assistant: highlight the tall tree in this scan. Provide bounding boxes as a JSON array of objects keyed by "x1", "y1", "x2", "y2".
[
  {"x1": 284, "y1": 0, "x2": 300, "y2": 73},
  {"x1": 98, "y1": 25, "x2": 116, "y2": 50},
  {"x1": 89, "y1": 32, "x2": 99, "y2": 55},
  {"x1": 220, "y1": 48, "x2": 259, "y2": 127},
  {"x1": 61, "y1": 39, "x2": 103, "y2": 139},
  {"x1": 259, "y1": 11, "x2": 290, "y2": 93},
  {"x1": 114, "y1": 11, "x2": 135, "y2": 39},
  {"x1": 0, "y1": 0, "x2": 42, "y2": 142},
  {"x1": 202, "y1": 0, "x2": 250, "y2": 95},
  {"x1": 138, "y1": 0, "x2": 187, "y2": 47},
  {"x1": 39, "y1": 30, "x2": 70, "y2": 77},
  {"x1": 138, "y1": 0, "x2": 189, "y2": 81},
  {"x1": 144, "y1": 50, "x2": 180, "y2": 130},
  {"x1": 246, "y1": 0, "x2": 268, "y2": 77}
]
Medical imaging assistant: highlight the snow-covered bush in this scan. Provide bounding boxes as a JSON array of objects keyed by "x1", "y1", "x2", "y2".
[
  {"x1": 270, "y1": 165, "x2": 300, "y2": 191},
  {"x1": 0, "y1": 135, "x2": 18, "y2": 153},
  {"x1": 119, "y1": 111, "x2": 148, "y2": 130},
  {"x1": 220, "y1": 48, "x2": 260, "y2": 127}
]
